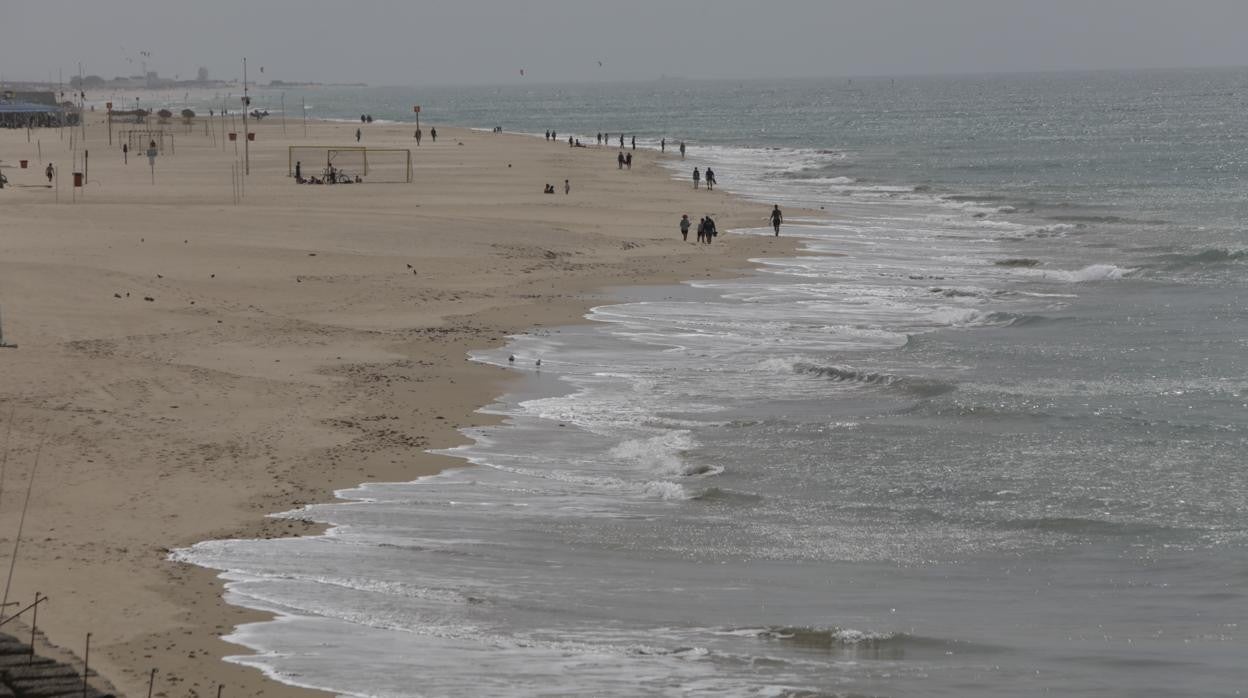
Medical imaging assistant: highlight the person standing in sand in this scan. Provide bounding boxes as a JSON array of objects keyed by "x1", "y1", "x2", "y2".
[
  {"x1": 705, "y1": 168, "x2": 716, "y2": 190},
  {"x1": 680, "y1": 141, "x2": 686, "y2": 159},
  {"x1": 661, "y1": 138, "x2": 666, "y2": 152},
  {"x1": 631, "y1": 136, "x2": 636, "y2": 150},
  {"x1": 679, "y1": 214, "x2": 691, "y2": 241},
  {"x1": 356, "y1": 128, "x2": 362, "y2": 142},
  {"x1": 565, "y1": 179, "x2": 570, "y2": 195},
  {"x1": 431, "y1": 127, "x2": 437, "y2": 142},
  {"x1": 415, "y1": 128, "x2": 422, "y2": 145},
  {"x1": 45, "y1": 162, "x2": 54, "y2": 184},
  {"x1": 770, "y1": 205, "x2": 784, "y2": 236},
  {"x1": 692, "y1": 167, "x2": 700, "y2": 189}
]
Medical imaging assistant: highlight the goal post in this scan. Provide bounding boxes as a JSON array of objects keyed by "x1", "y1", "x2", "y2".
[{"x1": 288, "y1": 146, "x2": 411, "y2": 183}]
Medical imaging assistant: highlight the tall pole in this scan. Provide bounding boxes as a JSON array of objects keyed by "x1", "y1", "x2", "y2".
[
  {"x1": 301, "y1": 96, "x2": 306, "y2": 137},
  {"x1": 242, "y1": 58, "x2": 250, "y2": 175},
  {"x1": 281, "y1": 91, "x2": 286, "y2": 135}
]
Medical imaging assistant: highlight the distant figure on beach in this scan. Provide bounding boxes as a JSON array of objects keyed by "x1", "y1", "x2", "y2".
[
  {"x1": 597, "y1": 133, "x2": 602, "y2": 145},
  {"x1": 122, "y1": 143, "x2": 129, "y2": 164},
  {"x1": 631, "y1": 136, "x2": 636, "y2": 150},
  {"x1": 45, "y1": 163, "x2": 54, "y2": 184},
  {"x1": 431, "y1": 128, "x2": 437, "y2": 142},
  {"x1": 679, "y1": 214, "x2": 691, "y2": 241},
  {"x1": 770, "y1": 205, "x2": 783, "y2": 236},
  {"x1": 544, "y1": 183, "x2": 555, "y2": 194},
  {"x1": 355, "y1": 128, "x2": 361, "y2": 142},
  {"x1": 565, "y1": 179, "x2": 570, "y2": 195},
  {"x1": 625, "y1": 152, "x2": 632, "y2": 169},
  {"x1": 360, "y1": 114, "x2": 366, "y2": 123},
  {"x1": 704, "y1": 216, "x2": 718, "y2": 244},
  {"x1": 295, "y1": 161, "x2": 302, "y2": 181},
  {"x1": 692, "y1": 167, "x2": 700, "y2": 189},
  {"x1": 680, "y1": 141, "x2": 686, "y2": 159},
  {"x1": 550, "y1": 130, "x2": 555, "y2": 141},
  {"x1": 661, "y1": 138, "x2": 666, "y2": 152},
  {"x1": 705, "y1": 168, "x2": 716, "y2": 190},
  {"x1": 415, "y1": 128, "x2": 422, "y2": 145},
  {"x1": 569, "y1": 136, "x2": 574, "y2": 147},
  {"x1": 619, "y1": 134, "x2": 625, "y2": 148},
  {"x1": 618, "y1": 152, "x2": 625, "y2": 170}
]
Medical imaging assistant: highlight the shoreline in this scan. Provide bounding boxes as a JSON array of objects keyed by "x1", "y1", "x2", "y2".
[{"x1": 0, "y1": 113, "x2": 806, "y2": 696}]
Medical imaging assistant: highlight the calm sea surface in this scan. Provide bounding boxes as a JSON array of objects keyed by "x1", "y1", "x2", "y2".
[{"x1": 179, "y1": 70, "x2": 1248, "y2": 697}]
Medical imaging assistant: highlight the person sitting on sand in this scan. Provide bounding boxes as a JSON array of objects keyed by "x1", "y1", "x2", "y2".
[{"x1": 544, "y1": 183, "x2": 555, "y2": 194}]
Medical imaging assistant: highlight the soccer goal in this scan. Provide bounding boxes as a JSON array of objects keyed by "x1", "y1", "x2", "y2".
[
  {"x1": 288, "y1": 146, "x2": 412, "y2": 183},
  {"x1": 123, "y1": 130, "x2": 175, "y2": 154}
]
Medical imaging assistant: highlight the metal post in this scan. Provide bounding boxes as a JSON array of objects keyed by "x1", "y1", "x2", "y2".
[
  {"x1": 302, "y1": 97, "x2": 307, "y2": 138},
  {"x1": 281, "y1": 91, "x2": 286, "y2": 134},
  {"x1": 242, "y1": 58, "x2": 250, "y2": 176},
  {"x1": 147, "y1": 668, "x2": 156, "y2": 698},
  {"x1": 82, "y1": 632, "x2": 91, "y2": 698},
  {"x1": 28, "y1": 592, "x2": 40, "y2": 664}
]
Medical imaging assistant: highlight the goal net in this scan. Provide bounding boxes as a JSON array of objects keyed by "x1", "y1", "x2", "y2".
[
  {"x1": 288, "y1": 146, "x2": 411, "y2": 183},
  {"x1": 123, "y1": 130, "x2": 175, "y2": 154}
]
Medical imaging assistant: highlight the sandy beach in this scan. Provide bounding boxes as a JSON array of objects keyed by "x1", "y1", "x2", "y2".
[{"x1": 0, "y1": 112, "x2": 798, "y2": 695}]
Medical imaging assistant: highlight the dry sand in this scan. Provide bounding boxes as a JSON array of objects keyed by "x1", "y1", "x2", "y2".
[{"x1": 0, "y1": 112, "x2": 800, "y2": 696}]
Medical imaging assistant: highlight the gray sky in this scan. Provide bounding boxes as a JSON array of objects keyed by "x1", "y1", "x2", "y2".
[{"x1": 4, "y1": 0, "x2": 1248, "y2": 86}]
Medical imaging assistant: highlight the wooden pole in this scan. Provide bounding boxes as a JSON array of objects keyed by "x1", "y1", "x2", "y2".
[{"x1": 146, "y1": 668, "x2": 156, "y2": 698}]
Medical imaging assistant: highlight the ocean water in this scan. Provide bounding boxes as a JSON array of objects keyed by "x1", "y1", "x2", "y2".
[{"x1": 177, "y1": 71, "x2": 1248, "y2": 697}]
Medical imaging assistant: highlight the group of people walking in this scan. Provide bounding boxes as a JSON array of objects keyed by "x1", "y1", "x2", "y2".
[
  {"x1": 679, "y1": 214, "x2": 720, "y2": 244},
  {"x1": 692, "y1": 167, "x2": 716, "y2": 190},
  {"x1": 677, "y1": 205, "x2": 783, "y2": 244}
]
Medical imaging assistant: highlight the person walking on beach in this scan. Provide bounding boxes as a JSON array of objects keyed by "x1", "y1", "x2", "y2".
[
  {"x1": 696, "y1": 217, "x2": 707, "y2": 244},
  {"x1": 415, "y1": 128, "x2": 422, "y2": 145},
  {"x1": 692, "y1": 167, "x2": 701, "y2": 189},
  {"x1": 122, "y1": 143, "x2": 129, "y2": 164},
  {"x1": 565, "y1": 179, "x2": 570, "y2": 195},
  {"x1": 597, "y1": 133, "x2": 602, "y2": 145},
  {"x1": 625, "y1": 152, "x2": 633, "y2": 169},
  {"x1": 705, "y1": 168, "x2": 716, "y2": 190},
  {"x1": 661, "y1": 138, "x2": 666, "y2": 152},
  {"x1": 618, "y1": 151, "x2": 625, "y2": 170},
  {"x1": 679, "y1": 141, "x2": 686, "y2": 159},
  {"x1": 631, "y1": 135, "x2": 636, "y2": 150},
  {"x1": 619, "y1": 134, "x2": 625, "y2": 148},
  {"x1": 679, "y1": 214, "x2": 691, "y2": 241},
  {"x1": 769, "y1": 205, "x2": 784, "y2": 236},
  {"x1": 355, "y1": 128, "x2": 362, "y2": 142},
  {"x1": 704, "y1": 215, "x2": 717, "y2": 244},
  {"x1": 45, "y1": 162, "x2": 54, "y2": 184},
  {"x1": 431, "y1": 127, "x2": 438, "y2": 142}
]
